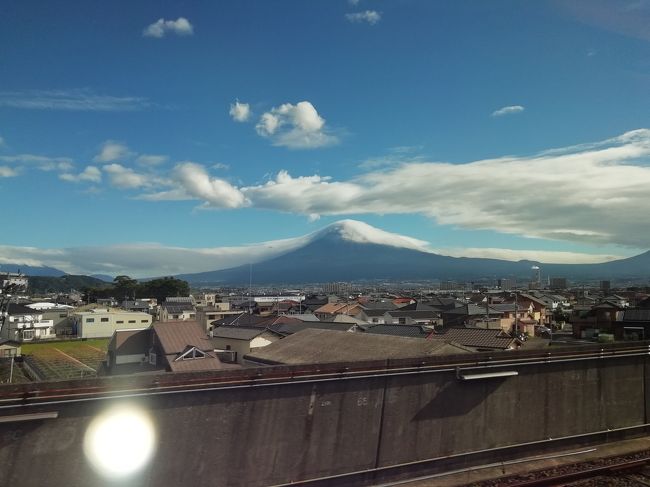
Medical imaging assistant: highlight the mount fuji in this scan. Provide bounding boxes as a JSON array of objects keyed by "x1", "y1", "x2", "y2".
[{"x1": 175, "y1": 220, "x2": 650, "y2": 284}]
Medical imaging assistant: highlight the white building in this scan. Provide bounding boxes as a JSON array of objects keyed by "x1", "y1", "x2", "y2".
[
  {"x1": 0, "y1": 273, "x2": 28, "y2": 293},
  {"x1": 1, "y1": 303, "x2": 56, "y2": 341},
  {"x1": 72, "y1": 308, "x2": 152, "y2": 339}
]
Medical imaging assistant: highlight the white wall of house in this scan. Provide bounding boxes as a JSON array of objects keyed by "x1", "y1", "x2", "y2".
[
  {"x1": 2, "y1": 313, "x2": 56, "y2": 341},
  {"x1": 211, "y1": 338, "x2": 250, "y2": 363},
  {"x1": 250, "y1": 334, "x2": 278, "y2": 349},
  {"x1": 75, "y1": 310, "x2": 152, "y2": 339},
  {"x1": 115, "y1": 353, "x2": 146, "y2": 365}
]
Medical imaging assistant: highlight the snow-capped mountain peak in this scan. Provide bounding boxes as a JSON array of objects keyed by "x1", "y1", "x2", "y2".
[{"x1": 311, "y1": 219, "x2": 432, "y2": 251}]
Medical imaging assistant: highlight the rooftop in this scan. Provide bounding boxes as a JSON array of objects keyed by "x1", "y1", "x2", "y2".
[
  {"x1": 428, "y1": 327, "x2": 518, "y2": 350},
  {"x1": 244, "y1": 328, "x2": 472, "y2": 365},
  {"x1": 153, "y1": 321, "x2": 213, "y2": 354}
]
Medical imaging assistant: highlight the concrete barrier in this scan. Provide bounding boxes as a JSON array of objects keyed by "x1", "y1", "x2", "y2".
[{"x1": 0, "y1": 346, "x2": 649, "y2": 486}]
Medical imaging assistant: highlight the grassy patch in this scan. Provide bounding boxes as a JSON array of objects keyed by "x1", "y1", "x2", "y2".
[
  {"x1": 20, "y1": 338, "x2": 109, "y2": 354},
  {"x1": 20, "y1": 339, "x2": 109, "y2": 381}
]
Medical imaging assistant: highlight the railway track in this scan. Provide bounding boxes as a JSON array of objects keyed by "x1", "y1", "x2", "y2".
[{"x1": 468, "y1": 450, "x2": 650, "y2": 487}]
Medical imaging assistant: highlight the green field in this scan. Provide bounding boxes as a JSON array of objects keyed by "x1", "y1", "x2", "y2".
[
  {"x1": 20, "y1": 339, "x2": 109, "y2": 381},
  {"x1": 20, "y1": 338, "x2": 109, "y2": 354}
]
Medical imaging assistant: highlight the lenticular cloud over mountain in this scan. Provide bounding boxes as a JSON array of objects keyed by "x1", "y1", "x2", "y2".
[{"x1": 0, "y1": 220, "x2": 627, "y2": 277}]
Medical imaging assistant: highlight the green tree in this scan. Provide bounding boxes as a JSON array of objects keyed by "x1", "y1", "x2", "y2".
[
  {"x1": 113, "y1": 275, "x2": 138, "y2": 300},
  {"x1": 138, "y1": 277, "x2": 190, "y2": 303}
]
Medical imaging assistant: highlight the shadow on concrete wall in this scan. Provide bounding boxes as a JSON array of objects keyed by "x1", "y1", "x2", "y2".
[{"x1": 412, "y1": 378, "x2": 507, "y2": 421}]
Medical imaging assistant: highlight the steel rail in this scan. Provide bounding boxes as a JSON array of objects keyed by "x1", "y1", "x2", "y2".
[
  {"x1": 268, "y1": 424, "x2": 650, "y2": 487},
  {"x1": 503, "y1": 456, "x2": 650, "y2": 487},
  {"x1": 373, "y1": 448, "x2": 599, "y2": 487}
]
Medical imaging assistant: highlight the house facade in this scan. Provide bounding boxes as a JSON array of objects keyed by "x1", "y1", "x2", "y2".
[
  {"x1": 211, "y1": 327, "x2": 281, "y2": 364},
  {"x1": 1, "y1": 303, "x2": 56, "y2": 342},
  {"x1": 73, "y1": 309, "x2": 152, "y2": 339}
]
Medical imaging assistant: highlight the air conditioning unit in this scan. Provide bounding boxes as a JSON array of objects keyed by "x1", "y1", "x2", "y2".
[{"x1": 215, "y1": 350, "x2": 237, "y2": 363}]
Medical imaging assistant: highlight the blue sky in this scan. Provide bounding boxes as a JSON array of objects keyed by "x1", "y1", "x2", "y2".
[{"x1": 2, "y1": 0, "x2": 650, "y2": 276}]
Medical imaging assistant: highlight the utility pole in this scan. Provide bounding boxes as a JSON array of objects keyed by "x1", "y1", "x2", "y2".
[{"x1": 514, "y1": 279, "x2": 519, "y2": 337}]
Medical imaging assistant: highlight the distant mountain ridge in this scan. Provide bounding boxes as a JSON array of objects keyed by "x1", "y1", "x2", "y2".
[
  {"x1": 177, "y1": 220, "x2": 650, "y2": 284},
  {"x1": 27, "y1": 275, "x2": 110, "y2": 294},
  {"x1": 0, "y1": 263, "x2": 66, "y2": 277}
]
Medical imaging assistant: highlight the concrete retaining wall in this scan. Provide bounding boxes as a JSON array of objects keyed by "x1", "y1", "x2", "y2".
[{"x1": 0, "y1": 352, "x2": 648, "y2": 487}]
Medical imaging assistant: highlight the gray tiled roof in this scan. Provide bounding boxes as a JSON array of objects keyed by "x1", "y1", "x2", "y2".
[
  {"x1": 162, "y1": 303, "x2": 194, "y2": 313},
  {"x1": 360, "y1": 309, "x2": 389, "y2": 317},
  {"x1": 211, "y1": 327, "x2": 270, "y2": 341},
  {"x1": 6, "y1": 303, "x2": 39, "y2": 316},
  {"x1": 267, "y1": 322, "x2": 353, "y2": 336},
  {"x1": 245, "y1": 329, "x2": 472, "y2": 365},
  {"x1": 429, "y1": 327, "x2": 516, "y2": 350},
  {"x1": 361, "y1": 324, "x2": 431, "y2": 338},
  {"x1": 386, "y1": 310, "x2": 440, "y2": 319}
]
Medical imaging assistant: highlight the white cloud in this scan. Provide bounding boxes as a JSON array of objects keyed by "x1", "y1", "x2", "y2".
[
  {"x1": 212, "y1": 162, "x2": 230, "y2": 170},
  {"x1": 256, "y1": 113, "x2": 281, "y2": 136},
  {"x1": 137, "y1": 188, "x2": 193, "y2": 202},
  {"x1": 233, "y1": 129, "x2": 650, "y2": 248},
  {"x1": 167, "y1": 162, "x2": 246, "y2": 208},
  {"x1": 136, "y1": 154, "x2": 168, "y2": 166},
  {"x1": 143, "y1": 17, "x2": 194, "y2": 38},
  {"x1": 0, "y1": 220, "x2": 631, "y2": 278},
  {"x1": 255, "y1": 101, "x2": 338, "y2": 149},
  {"x1": 345, "y1": 10, "x2": 381, "y2": 25},
  {"x1": 348, "y1": 0, "x2": 361, "y2": 5},
  {"x1": 0, "y1": 154, "x2": 73, "y2": 172},
  {"x1": 59, "y1": 166, "x2": 102, "y2": 183},
  {"x1": 243, "y1": 170, "x2": 360, "y2": 213},
  {"x1": 433, "y1": 247, "x2": 622, "y2": 264},
  {"x1": 229, "y1": 101, "x2": 251, "y2": 122},
  {"x1": 327, "y1": 219, "x2": 431, "y2": 251},
  {"x1": 0, "y1": 166, "x2": 18, "y2": 177},
  {"x1": 103, "y1": 164, "x2": 150, "y2": 189},
  {"x1": 0, "y1": 233, "x2": 313, "y2": 277},
  {"x1": 0, "y1": 136, "x2": 5, "y2": 147},
  {"x1": 0, "y1": 89, "x2": 151, "y2": 111},
  {"x1": 93, "y1": 141, "x2": 132, "y2": 163},
  {"x1": 491, "y1": 105, "x2": 525, "y2": 117},
  {"x1": 359, "y1": 146, "x2": 425, "y2": 169}
]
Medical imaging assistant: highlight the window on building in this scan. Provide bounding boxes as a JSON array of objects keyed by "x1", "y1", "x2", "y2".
[
  {"x1": 59, "y1": 313, "x2": 67, "y2": 318},
  {"x1": 86, "y1": 318, "x2": 95, "y2": 323},
  {"x1": 128, "y1": 320, "x2": 136, "y2": 324},
  {"x1": 116, "y1": 320, "x2": 124, "y2": 324},
  {"x1": 141, "y1": 319, "x2": 148, "y2": 323},
  {"x1": 100, "y1": 318, "x2": 109, "y2": 322},
  {"x1": 176, "y1": 347, "x2": 206, "y2": 361}
]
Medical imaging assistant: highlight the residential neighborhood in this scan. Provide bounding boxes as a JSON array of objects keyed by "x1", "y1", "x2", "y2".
[{"x1": 2, "y1": 269, "x2": 650, "y2": 384}]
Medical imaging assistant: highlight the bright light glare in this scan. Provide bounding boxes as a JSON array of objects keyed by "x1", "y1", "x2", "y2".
[{"x1": 83, "y1": 404, "x2": 156, "y2": 479}]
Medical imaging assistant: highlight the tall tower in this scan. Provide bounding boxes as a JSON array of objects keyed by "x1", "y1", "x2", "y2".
[{"x1": 531, "y1": 266, "x2": 541, "y2": 289}]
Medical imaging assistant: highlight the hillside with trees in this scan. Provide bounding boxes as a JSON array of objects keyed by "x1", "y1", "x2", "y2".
[
  {"x1": 84, "y1": 276, "x2": 190, "y2": 303},
  {"x1": 29, "y1": 275, "x2": 109, "y2": 294}
]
